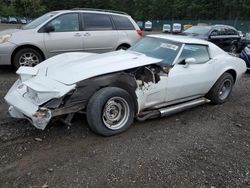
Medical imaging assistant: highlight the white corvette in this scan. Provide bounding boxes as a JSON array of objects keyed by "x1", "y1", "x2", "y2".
[{"x1": 5, "y1": 35, "x2": 247, "y2": 136}]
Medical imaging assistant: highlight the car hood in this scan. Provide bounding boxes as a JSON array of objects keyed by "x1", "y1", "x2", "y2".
[{"x1": 34, "y1": 50, "x2": 162, "y2": 85}]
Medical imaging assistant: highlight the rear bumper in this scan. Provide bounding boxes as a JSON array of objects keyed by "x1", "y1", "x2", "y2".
[{"x1": 0, "y1": 42, "x2": 17, "y2": 65}]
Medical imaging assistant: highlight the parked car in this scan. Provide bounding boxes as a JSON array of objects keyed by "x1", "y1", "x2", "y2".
[
  {"x1": 162, "y1": 24, "x2": 171, "y2": 33},
  {"x1": 0, "y1": 8, "x2": 142, "y2": 69},
  {"x1": 183, "y1": 25, "x2": 241, "y2": 53},
  {"x1": 144, "y1": 21, "x2": 152, "y2": 31},
  {"x1": 17, "y1": 17, "x2": 27, "y2": 24},
  {"x1": 5, "y1": 35, "x2": 246, "y2": 136},
  {"x1": 240, "y1": 44, "x2": 250, "y2": 68},
  {"x1": 8, "y1": 16, "x2": 18, "y2": 24},
  {"x1": 172, "y1": 23, "x2": 182, "y2": 33},
  {"x1": 238, "y1": 33, "x2": 250, "y2": 52},
  {"x1": 1, "y1": 16, "x2": 9, "y2": 24}
]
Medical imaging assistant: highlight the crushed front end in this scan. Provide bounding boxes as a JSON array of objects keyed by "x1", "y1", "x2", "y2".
[{"x1": 4, "y1": 67, "x2": 76, "y2": 130}]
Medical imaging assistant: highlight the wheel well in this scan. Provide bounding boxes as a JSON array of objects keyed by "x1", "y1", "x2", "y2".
[
  {"x1": 11, "y1": 45, "x2": 45, "y2": 65},
  {"x1": 116, "y1": 43, "x2": 131, "y2": 50},
  {"x1": 109, "y1": 84, "x2": 138, "y2": 113},
  {"x1": 225, "y1": 69, "x2": 237, "y2": 83}
]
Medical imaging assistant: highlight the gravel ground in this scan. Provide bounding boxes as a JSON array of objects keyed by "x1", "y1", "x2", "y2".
[{"x1": 0, "y1": 66, "x2": 249, "y2": 188}]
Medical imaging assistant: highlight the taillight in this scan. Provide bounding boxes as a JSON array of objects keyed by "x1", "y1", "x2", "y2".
[{"x1": 136, "y1": 29, "x2": 143, "y2": 37}]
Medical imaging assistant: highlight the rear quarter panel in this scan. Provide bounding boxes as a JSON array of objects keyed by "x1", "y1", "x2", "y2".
[
  {"x1": 212, "y1": 55, "x2": 246, "y2": 85},
  {"x1": 117, "y1": 30, "x2": 141, "y2": 48}
]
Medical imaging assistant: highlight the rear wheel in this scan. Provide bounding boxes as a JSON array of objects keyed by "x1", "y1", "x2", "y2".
[
  {"x1": 116, "y1": 45, "x2": 130, "y2": 50},
  {"x1": 206, "y1": 73, "x2": 234, "y2": 104},
  {"x1": 13, "y1": 48, "x2": 43, "y2": 69},
  {"x1": 87, "y1": 87, "x2": 135, "y2": 136}
]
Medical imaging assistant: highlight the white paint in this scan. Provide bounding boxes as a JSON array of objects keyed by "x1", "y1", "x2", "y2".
[
  {"x1": 5, "y1": 35, "x2": 247, "y2": 129},
  {"x1": 36, "y1": 50, "x2": 162, "y2": 85}
]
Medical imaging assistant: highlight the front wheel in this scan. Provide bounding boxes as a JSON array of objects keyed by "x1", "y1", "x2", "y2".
[
  {"x1": 87, "y1": 87, "x2": 135, "y2": 136},
  {"x1": 13, "y1": 48, "x2": 43, "y2": 69},
  {"x1": 206, "y1": 73, "x2": 234, "y2": 104}
]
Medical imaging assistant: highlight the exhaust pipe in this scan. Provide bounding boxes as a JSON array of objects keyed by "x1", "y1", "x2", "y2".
[
  {"x1": 159, "y1": 97, "x2": 210, "y2": 117},
  {"x1": 137, "y1": 97, "x2": 210, "y2": 121}
]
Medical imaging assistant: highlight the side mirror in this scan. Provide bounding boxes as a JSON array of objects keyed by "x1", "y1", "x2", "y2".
[
  {"x1": 44, "y1": 25, "x2": 55, "y2": 33},
  {"x1": 183, "y1": 58, "x2": 196, "y2": 68}
]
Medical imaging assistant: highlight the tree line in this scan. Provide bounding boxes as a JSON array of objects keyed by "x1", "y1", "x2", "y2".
[{"x1": 0, "y1": 0, "x2": 250, "y2": 20}]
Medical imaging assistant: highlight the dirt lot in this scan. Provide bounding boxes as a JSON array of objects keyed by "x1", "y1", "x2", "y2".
[{"x1": 0, "y1": 65, "x2": 249, "y2": 188}]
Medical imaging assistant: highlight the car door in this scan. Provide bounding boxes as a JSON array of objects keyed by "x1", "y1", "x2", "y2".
[
  {"x1": 224, "y1": 27, "x2": 238, "y2": 51},
  {"x1": 209, "y1": 27, "x2": 225, "y2": 49},
  {"x1": 165, "y1": 44, "x2": 216, "y2": 102},
  {"x1": 42, "y1": 13, "x2": 84, "y2": 57},
  {"x1": 82, "y1": 13, "x2": 118, "y2": 53}
]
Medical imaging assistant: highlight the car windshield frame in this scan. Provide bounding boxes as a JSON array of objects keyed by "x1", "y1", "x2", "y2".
[
  {"x1": 184, "y1": 26, "x2": 211, "y2": 35},
  {"x1": 129, "y1": 37, "x2": 183, "y2": 65},
  {"x1": 22, "y1": 12, "x2": 59, "y2": 30}
]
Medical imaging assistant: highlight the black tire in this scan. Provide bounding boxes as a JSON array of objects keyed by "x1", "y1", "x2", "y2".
[
  {"x1": 206, "y1": 73, "x2": 234, "y2": 104},
  {"x1": 87, "y1": 87, "x2": 135, "y2": 136},
  {"x1": 116, "y1": 45, "x2": 129, "y2": 50},
  {"x1": 13, "y1": 48, "x2": 43, "y2": 69}
]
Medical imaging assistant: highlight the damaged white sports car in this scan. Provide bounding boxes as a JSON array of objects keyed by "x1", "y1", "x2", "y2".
[{"x1": 5, "y1": 35, "x2": 246, "y2": 136}]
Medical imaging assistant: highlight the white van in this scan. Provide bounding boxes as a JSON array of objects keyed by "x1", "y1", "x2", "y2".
[
  {"x1": 162, "y1": 24, "x2": 171, "y2": 33},
  {"x1": 144, "y1": 21, "x2": 152, "y2": 31},
  {"x1": 172, "y1": 23, "x2": 182, "y2": 33}
]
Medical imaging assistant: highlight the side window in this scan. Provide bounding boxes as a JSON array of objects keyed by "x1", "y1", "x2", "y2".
[
  {"x1": 46, "y1": 13, "x2": 79, "y2": 32},
  {"x1": 211, "y1": 28, "x2": 226, "y2": 36},
  {"x1": 225, "y1": 28, "x2": 236, "y2": 35},
  {"x1": 112, "y1": 15, "x2": 135, "y2": 30},
  {"x1": 178, "y1": 45, "x2": 210, "y2": 64},
  {"x1": 232, "y1": 29, "x2": 239, "y2": 35},
  {"x1": 83, "y1": 13, "x2": 113, "y2": 31},
  {"x1": 224, "y1": 28, "x2": 231, "y2": 35},
  {"x1": 217, "y1": 28, "x2": 226, "y2": 35},
  {"x1": 210, "y1": 29, "x2": 219, "y2": 36}
]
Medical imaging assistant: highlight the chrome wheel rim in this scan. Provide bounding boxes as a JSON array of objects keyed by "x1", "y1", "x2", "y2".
[
  {"x1": 19, "y1": 52, "x2": 40, "y2": 67},
  {"x1": 102, "y1": 97, "x2": 130, "y2": 130},
  {"x1": 219, "y1": 79, "x2": 232, "y2": 100}
]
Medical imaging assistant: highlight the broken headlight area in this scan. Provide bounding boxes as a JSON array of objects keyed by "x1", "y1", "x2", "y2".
[{"x1": 24, "y1": 87, "x2": 61, "y2": 106}]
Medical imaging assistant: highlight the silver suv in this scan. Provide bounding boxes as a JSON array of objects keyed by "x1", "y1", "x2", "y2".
[{"x1": 0, "y1": 8, "x2": 142, "y2": 69}]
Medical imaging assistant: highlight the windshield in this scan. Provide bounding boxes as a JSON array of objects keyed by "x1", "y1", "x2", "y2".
[
  {"x1": 22, "y1": 12, "x2": 58, "y2": 30},
  {"x1": 164, "y1": 25, "x2": 170, "y2": 29},
  {"x1": 173, "y1": 24, "x2": 181, "y2": 28},
  {"x1": 129, "y1": 37, "x2": 182, "y2": 65},
  {"x1": 184, "y1": 26, "x2": 211, "y2": 35}
]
